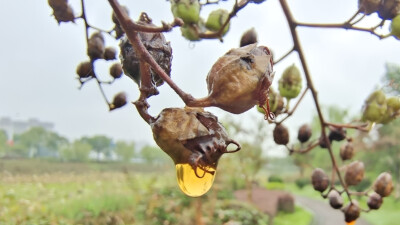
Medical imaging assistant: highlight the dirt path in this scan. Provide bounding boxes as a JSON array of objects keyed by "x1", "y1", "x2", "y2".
[{"x1": 295, "y1": 195, "x2": 372, "y2": 225}]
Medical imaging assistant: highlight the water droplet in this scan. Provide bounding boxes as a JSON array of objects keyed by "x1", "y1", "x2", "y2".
[{"x1": 175, "y1": 163, "x2": 216, "y2": 197}]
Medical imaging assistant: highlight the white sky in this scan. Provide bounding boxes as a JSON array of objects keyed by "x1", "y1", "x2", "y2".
[{"x1": 0, "y1": 0, "x2": 399, "y2": 148}]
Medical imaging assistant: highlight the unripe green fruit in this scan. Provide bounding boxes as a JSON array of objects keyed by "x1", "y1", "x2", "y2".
[
  {"x1": 391, "y1": 15, "x2": 400, "y2": 39},
  {"x1": 387, "y1": 96, "x2": 400, "y2": 111},
  {"x1": 278, "y1": 64, "x2": 302, "y2": 99},
  {"x1": 362, "y1": 90, "x2": 387, "y2": 123},
  {"x1": 171, "y1": 0, "x2": 200, "y2": 24},
  {"x1": 205, "y1": 9, "x2": 230, "y2": 36},
  {"x1": 181, "y1": 24, "x2": 201, "y2": 41}
]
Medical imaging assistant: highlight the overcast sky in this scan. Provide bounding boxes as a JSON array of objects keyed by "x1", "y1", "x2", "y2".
[{"x1": 1, "y1": 0, "x2": 399, "y2": 148}]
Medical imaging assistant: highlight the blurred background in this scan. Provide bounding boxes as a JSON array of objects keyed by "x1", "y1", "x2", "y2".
[{"x1": 0, "y1": 0, "x2": 399, "y2": 224}]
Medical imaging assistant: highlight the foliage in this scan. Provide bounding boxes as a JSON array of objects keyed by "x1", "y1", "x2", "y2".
[
  {"x1": 80, "y1": 135, "x2": 112, "y2": 160},
  {"x1": 139, "y1": 145, "x2": 170, "y2": 164},
  {"x1": 114, "y1": 140, "x2": 135, "y2": 162},
  {"x1": 60, "y1": 140, "x2": 92, "y2": 162}
]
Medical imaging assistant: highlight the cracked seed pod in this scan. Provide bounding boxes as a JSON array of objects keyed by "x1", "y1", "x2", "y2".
[
  {"x1": 343, "y1": 201, "x2": 360, "y2": 223},
  {"x1": 104, "y1": 47, "x2": 117, "y2": 61},
  {"x1": 378, "y1": 0, "x2": 400, "y2": 20},
  {"x1": 345, "y1": 161, "x2": 365, "y2": 186},
  {"x1": 120, "y1": 13, "x2": 172, "y2": 88},
  {"x1": 88, "y1": 32, "x2": 105, "y2": 60},
  {"x1": 278, "y1": 64, "x2": 302, "y2": 99},
  {"x1": 373, "y1": 172, "x2": 393, "y2": 197},
  {"x1": 358, "y1": 0, "x2": 381, "y2": 15},
  {"x1": 205, "y1": 9, "x2": 230, "y2": 35},
  {"x1": 151, "y1": 107, "x2": 240, "y2": 197},
  {"x1": 391, "y1": 15, "x2": 400, "y2": 39},
  {"x1": 328, "y1": 190, "x2": 343, "y2": 209},
  {"x1": 329, "y1": 127, "x2": 347, "y2": 142},
  {"x1": 110, "y1": 92, "x2": 127, "y2": 110},
  {"x1": 273, "y1": 124, "x2": 289, "y2": 145},
  {"x1": 171, "y1": 0, "x2": 200, "y2": 24},
  {"x1": 53, "y1": 5, "x2": 75, "y2": 23},
  {"x1": 362, "y1": 90, "x2": 387, "y2": 123},
  {"x1": 203, "y1": 43, "x2": 274, "y2": 114},
  {"x1": 367, "y1": 192, "x2": 383, "y2": 210},
  {"x1": 240, "y1": 28, "x2": 258, "y2": 47},
  {"x1": 76, "y1": 61, "x2": 94, "y2": 78},
  {"x1": 109, "y1": 63, "x2": 123, "y2": 79},
  {"x1": 340, "y1": 142, "x2": 354, "y2": 161},
  {"x1": 297, "y1": 124, "x2": 312, "y2": 143},
  {"x1": 311, "y1": 168, "x2": 329, "y2": 192}
]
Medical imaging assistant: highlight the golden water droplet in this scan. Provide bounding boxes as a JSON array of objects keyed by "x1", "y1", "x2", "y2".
[
  {"x1": 346, "y1": 220, "x2": 356, "y2": 225},
  {"x1": 175, "y1": 163, "x2": 216, "y2": 197}
]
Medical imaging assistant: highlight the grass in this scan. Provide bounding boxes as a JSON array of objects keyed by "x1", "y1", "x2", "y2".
[{"x1": 274, "y1": 206, "x2": 313, "y2": 225}]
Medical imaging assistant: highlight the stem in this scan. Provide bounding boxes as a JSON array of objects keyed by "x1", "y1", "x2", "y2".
[
  {"x1": 278, "y1": 87, "x2": 309, "y2": 124},
  {"x1": 274, "y1": 46, "x2": 295, "y2": 65},
  {"x1": 279, "y1": 0, "x2": 352, "y2": 201}
]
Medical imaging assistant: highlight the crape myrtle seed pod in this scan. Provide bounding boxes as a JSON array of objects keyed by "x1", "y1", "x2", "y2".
[
  {"x1": 380, "y1": 96, "x2": 400, "y2": 124},
  {"x1": 367, "y1": 192, "x2": 383, "y2": 210},
  {"x1": 256, "y1": 87, "x2": 284, "y2": 115},
  {"x1": 151, "y1": 107, "x2": 241, "y2": 197},
  {"x1": 204, "y1": 44, "x2": 274, "y2": 114},
  {"x1": 109, "y1": 63, "x2": 123, "y2": 79},
  {"x1": 110, "y1": 92, "x2": 127, "y2": 110},
  {"x1": 48, "y1": 0, "x2": 68, "y2": 11},
  {"x1": 311, "y1": 168, "x2": 329, "y2": 192},
  {"x1": 340, "y1": 142, "x2": 354, "y2": 161},
  {"x1": 87, "y1": 32, "x2": 105, "y2": 60},
  {"x1": 328, "y1": 127, "x2": 347, "y2": 142},
  {"x1": 362, "y1": 90, "x2": 387, "y2": 123},
  {"x1": 53, "y1": 5, "x2": 75, "y2": 23},
  {"x1": 273, "y1": 124, "x2": 289, "y2": 145},
  {"x1": 104, "y1": 47, "x2": 117, "y2": 61},
  {"x1": 358, "y1": 0, "x2": 380, "y2": 15},
  {"x1": 297, "y1": 124, "x2": 312, "y2": 143},
  {"x1": 76, "y1": 61, "x2": 94, "y2": 78},
  {"x1": 378, "y1": 0, "x2": 400, "y2": 20},
  {"x1": 112, "y1": 5, "x2": 129, "y2": 25},
  {"x1": 205, "y1": 9, "x2": 230, "y2": 35},
  {"x1": 343, "y1": 201, "x2": 361, "y2": 223},
  {"x1": 319, "y1": 136, "x2": 329, "y2": 148},
  {"x1": 373, "y1": 172, "x2": 393, "y2": 197},
  {"x1": 181, "y1": 24, "x2": 201, "y2": 41},
  {"x1": 345, "y1": 161, "x2": 365, "y2": 186},
  {"x1": 240, "y1": 28, "x2": 258, "y2": 47},
  {"x1": 328, "y1": 190, "x2": 343, "y2": 209},
  {"x1": 278, "y1": 64, "x2": 302, "y2": 99},
  {"x1": 171, "y1": 0, "x2": 200, "y2": 24},
  {"x1": 120, "y1": 13, "x2": 172, "y2": 88},
  {"x1": 391, "y1": 15, "x2": 400, "y2": 39}
]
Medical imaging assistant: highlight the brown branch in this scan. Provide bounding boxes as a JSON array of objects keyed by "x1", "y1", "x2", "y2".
[
  {"x1": 273, "y1": 46, "x2": 295, "y2": 65},
  {"x1": 125, "y1": 17, "x2": 184, "y2": 33},
  {"x1": 325, "y1": 121, "x2": 369, "y2": 132},
  {"x1": 279, "y1": 0, "x2": 352, "y2": 202},
  {"x1": 288, "y1": 140, "x2": 319, "y2": 154}
]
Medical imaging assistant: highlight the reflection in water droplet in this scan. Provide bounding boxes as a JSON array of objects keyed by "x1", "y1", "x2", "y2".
[{"x1": 175, "y1": 163, "x2": 216, "y2": 197}]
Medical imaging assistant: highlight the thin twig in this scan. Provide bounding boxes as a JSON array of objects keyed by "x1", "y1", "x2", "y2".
[
  {"x1": 277, "y1": 87, "x2": 309, "y2": 124},
  {"x1": 273, "y1": 46, "x2": 295, "y2": 65}
]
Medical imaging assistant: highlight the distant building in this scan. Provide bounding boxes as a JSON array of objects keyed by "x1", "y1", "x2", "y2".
[{"x1": 0, "y1": 117, "x2": 54, "y2": 140}]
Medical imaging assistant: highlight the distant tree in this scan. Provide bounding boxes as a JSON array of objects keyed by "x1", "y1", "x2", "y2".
[
  {"x1": 383, "y1": 63, "x2": 400, "y2": 95},
  {"x1": 114, "y1": 141, "x2": 135, "y2": 162},
  {"x1": 0, "y1": 129, "x2": 7, "y2": 156},
  {"x1": 81, "y1": 135, "x2": 112, "y2": 161},
  {"x1": 60, "y1": 140, "x2": 92, "y2": 162},
  {"x1": 140, "y1": 145, "x2": 169, "y2": 164},
  {"x1": 14, "y1": 127, "x2": 68, "y2": 157}
]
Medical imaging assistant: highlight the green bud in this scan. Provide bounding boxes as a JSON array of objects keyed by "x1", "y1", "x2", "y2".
[
  {"x1": 205, "y1": 9, "x2": 230, "y2": 36},
  {"x1": 391, "y1": 15, "x2": 400, "y2": 39},
  {"x1": 362, "y1": 90, "x2": 387, "y2": 123},
  {"x1": 181, "y1": 24, "x2": 201, "y2": 41},
  {"x1": 278, "y1": 64, "x2": 302, "y2": 99},
  {"x1": 171, "y1": 0, "x2": 200, "y2": 24}
]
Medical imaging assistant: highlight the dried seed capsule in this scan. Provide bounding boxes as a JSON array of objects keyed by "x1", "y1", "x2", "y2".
[
  {"x1": 340, "y1": 142, "x2": 354, "y2": 161},
  {"x1": 344, "y1": 161, "x2": 365, "y2": 186},
  {"x1": 110, "y1": 92, "x2": 127, "y2": 110},
  {"x1": 273, "y1": 124, "x2": 289, "y2": 145},
  {"x1": 343, "y1": 201, "x2": 360, "y2": 223},
  {"x1": 278, "y1": 64, "x2": 302, "y2": 99},
  {"x1": 358, "y1": 0, "x2": 380, "y2": 15},
  {"x1": 48, "y1": 0, "x2": 68, "y2": 10},
  {"x1": 87, "y1": 32, "x2": 105, "y2": 60},
  {"x1": 104, "y1": 47, "x2": 117, "y2": 61},
  {"x1": 328, "y1": 127, "x2": 346, "y2": 142},
  {"x1": 53, "y1": 5, "x2": 75, "y2": 23},
  {"x1": 378, "y1": 0, "x2": 400, "y2": 20},
  {"x1": 373, "y1": 172, "x2": 393, "y2": 197},
  {"x1": 76, "y1": 61, "x2": 94, "y2": 78},
  {"x1": 328, "y1": 190, "x2": 343, "y2": 209},
  {"x1": 297, "y1": 124, "x2": 312, "y2": 143},
  {"x1": 319, "y1": 136, "x2": 329, "y2": 148},
  {"x1": 240, "y1": 28, "x2": 258, "y2": 47},
  {"x1": 120, "y1": 13, "x2": 172, "y2": 89},
  {"x1": 109, "y1": 63, "x2": 123, "y2": 79},
  {"x1": 151, "y1": 107, "x2": 240, "y2": 197},
  {"x1": 311, "y1": 168, "x2": 329, "y2": 192},
  {"x1": 204, "y1": 44, "x2": 274, "y2": 114},
  {"x1": 367, "y1": 192, "x2": 383, "y2": 210}
]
